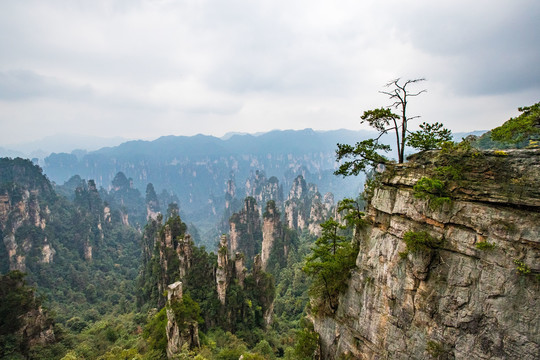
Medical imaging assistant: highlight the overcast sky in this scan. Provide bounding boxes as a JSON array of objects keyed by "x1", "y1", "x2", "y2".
[{"x1": 1, "y1": 0, "x2": 539, "y2": 146}]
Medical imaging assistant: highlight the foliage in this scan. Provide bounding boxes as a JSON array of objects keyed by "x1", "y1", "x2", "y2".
[
  {"x1": 490, "y1": 102, "x2": 540, "y2": 147},
  {"x1": 407, "y1": 122, "x2": 452, "y2": 151},
  {"x1": 399, "y1": 231, "x2": 441, "y2": 258},
  {"x1": 475, "y1": 241, "x2": 495, "y2": 251},
  {"x1": 337, "y1": 198, "x2": 366, "y2": 228},
  {"x1": 293, "y1": 318, "x2": 319, "y2": 360},
  {"x1": 143, "y1": 307, "x2": 168, "y2": 355},
  {"x1": 335, "y1": 139, "x2": 390, "y2": 177},
  {"x1": 413, "y1": 177, "x2": 451, "y2": 208},
  {"x1": 0, "y1": 271, "x2": 44, "y2": 358},
  {"x1": 170, "y1": 293, "x2": 202, "y2": 331},
  {"x1": 513, "y1": 259, "x2": 531, "y2": 276},
  {"x1": 335, "y1": 78, "x2": 430, "y2": 182},
  {"x1": 303, "y1": 218, "x2": 358, "y2": 314},
  {"x1": 426, "y1": 340, "x2": 447, "y2": 359}
]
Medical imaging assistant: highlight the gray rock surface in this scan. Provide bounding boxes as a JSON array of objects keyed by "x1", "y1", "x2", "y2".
[{"x1": 313, "y1": 149, "x2": 540, "y2": 359}]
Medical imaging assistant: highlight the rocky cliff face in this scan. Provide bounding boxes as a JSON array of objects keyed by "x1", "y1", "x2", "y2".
[
  {"x1": 313, "y1": 149, "x2": 540, "y2": 359},
  {"x1": 245, "y1": 170, "x2": 283, "y2": 216},
  {"x1": 166, "y1": 281, "x2": 200, "y2": 358},
  {"x1": 229, "y1": 197, "x2": 262, "y2": 261},
  {"x1": 0, "y1": 159, "x2": 53, "y2": 272},
  {"x1": 261, "y1": 200, "x2": 282, "y2": 270},
  {"x1": 216, "y1": 234, "x2": 229, "y2": 305},
  {"x1": 285, "y1": 175, "x2": 335, "y2": 235}
]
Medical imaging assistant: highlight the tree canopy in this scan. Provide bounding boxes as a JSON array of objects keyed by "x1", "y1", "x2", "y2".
[{"x1": 335, "y1": 78, "x2": 452, "y2": 176}]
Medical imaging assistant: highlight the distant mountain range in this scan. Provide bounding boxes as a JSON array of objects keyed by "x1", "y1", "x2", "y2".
[
  {"x1": 42, "y1": 129, "x2": 373, "y2": 218},
  {"x1": 4, "y1": 128, "x2": 486, "y2": 233},
  {"x1": 0, "y1": 134, "x2": 130, "y2": 159}
]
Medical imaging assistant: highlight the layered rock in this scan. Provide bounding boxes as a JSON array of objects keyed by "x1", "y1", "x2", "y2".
[
  {"x1": 313, "y1": 149, "x2": 540, "y2": 359},
  {"x1": 234, "y1": 252, "x2": 246, "y2": 287}
]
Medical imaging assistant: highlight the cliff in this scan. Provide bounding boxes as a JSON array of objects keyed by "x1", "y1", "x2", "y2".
[
  {"x1": 285, "y1": 175, "x2": 335, "y2": 235},
  {"x1": 0, "y1": 158, "x2": 54, "y2": 272},
  {"x1": 165, "y1": 281, "x2": 200, "y2": 358},
  {"x1": 313, "y1": 148, "x2": 540, "y2": 359}
]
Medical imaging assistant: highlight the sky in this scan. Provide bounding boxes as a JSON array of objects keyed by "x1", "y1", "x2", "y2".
[{"x1": 0, "y1": 0, "x2": 539, "y2": 147}]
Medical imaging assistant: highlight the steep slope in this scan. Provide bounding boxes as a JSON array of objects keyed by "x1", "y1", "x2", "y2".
[
  {"x1": 313, "y1": 148, "x2": 540, "y2": 359},
  {"x1": 0, "y1": 157, "x2": 141, "y2": 324}
]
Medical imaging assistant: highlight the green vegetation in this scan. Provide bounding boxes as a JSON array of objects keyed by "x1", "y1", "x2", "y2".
[
  {"x1": 399, "y1": 231, "x2": 442, "y2": 259},
  {"x1": 491, "y1": 102, "x2": 540, "y2": 147},
  {"x1": 474, "y1": 101, "x2": 540, "y2": 149},
  {"x1": 514, "y1": 259, "x2": 531, "y2": 276},
  {"x1": 170, "y1": 293, "x2": 202, "y2": 332},
  {"x1": 336, "y1": 79, "x2": 452, "y2": 178},
  {"x1": 407, "y1": 122, "x2": 452, "y2": 151},
  {"x1": 426, "y1": 340, "x2": 446, "y2": 359},
  {"x1": 413, "y1": 177, "x2": 452, "y2": 208},
  {"x1": 292, "y1": 319, "x2": 319, "y2": 360},
  {"x1": 335, "y1": 139, "x2": 391, "y2": 176},
  {"x1": 337, "y1": 198, "x2": 366, "y2": 229},
  {"x1": 303, "y1": 218, "x2": 358, "y2": 314},
  {"x1": 0, "y1": 271, "x2": 48, "y2": 359},
  {"x1": 475, "y1": 241, "x2": 496, "y2": 251}
]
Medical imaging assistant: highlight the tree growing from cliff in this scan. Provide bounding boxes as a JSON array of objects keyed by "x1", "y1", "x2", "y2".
[
  {"x1": 407, "y1": 122, "x2": 452, "y2": 151},
  {"x1": 303, "y1": 218, "x2": 357, "y2": 314},
  {"x1": 336, "y1": 78, "x2": 449, "y2": 176}
]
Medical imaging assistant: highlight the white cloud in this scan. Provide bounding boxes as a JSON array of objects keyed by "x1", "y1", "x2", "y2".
[{"x1": 0, "y1": 0, "x2": 539, "y2": 146}]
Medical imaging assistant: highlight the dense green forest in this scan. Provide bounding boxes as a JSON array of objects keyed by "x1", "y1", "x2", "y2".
[{"x1": 0, "y1": 156, "x2": 343, "y2": 359}]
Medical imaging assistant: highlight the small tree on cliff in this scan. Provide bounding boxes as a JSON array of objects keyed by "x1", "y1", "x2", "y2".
[
  {"x1": 303, "y1": 218, "x2": 357, "y2": 314},
  {"x1": 336, "y1": 78, "x2": 442, "y2": 176}
]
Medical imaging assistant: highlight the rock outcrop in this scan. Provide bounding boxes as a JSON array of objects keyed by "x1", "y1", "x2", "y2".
[
  {"x1": 245, "y1": 170, "x2": 283, "y2": 217},
  {"x1": 216, "y1": 235, "x2": 229, "y2": 305},
  {"x1": 0, "y1": 159, "x2": 53, "y2": 271},
  {"x1": 285, "y1": 175, "x2": 335, "y2": 235},
  {"x1": 229, "y1": 197, "x2": 262, "y2": 260},
  {"x1": 261, "y1": 200, "x2": 282, "y2": 270},
  {"x1": 166, "y1": 281, "x2": 200, "y2": 358},
  {"x1": 313, "y1": 149, "x2": 540, "y2": 359}
]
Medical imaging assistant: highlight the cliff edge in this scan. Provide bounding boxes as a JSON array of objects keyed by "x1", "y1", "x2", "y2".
[{"x1": 313, "y1": 148, "x2": 540, "y2": 359}]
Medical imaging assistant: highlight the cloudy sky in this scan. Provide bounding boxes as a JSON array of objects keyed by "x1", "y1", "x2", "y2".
[{"x1": 1, "y1": 0, "x2": 539, "y2": 146}]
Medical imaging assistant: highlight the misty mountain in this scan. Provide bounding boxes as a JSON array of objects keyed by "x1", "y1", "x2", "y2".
[
  {"x1": 4, "y1": 133, "x2": 130, "y2": 158},
  {"x1": 42, "y1": 129, "x2": 376, "y2": 227}
]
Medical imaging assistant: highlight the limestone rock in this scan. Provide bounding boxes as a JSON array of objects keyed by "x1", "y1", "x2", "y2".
[
  {"x1": 166, "y1": 281, "x2": 200, "y2": 358},
  {"x1": 261, "y1": 200, "x2": 282, "y2": 270},
  {"x1": 216, "y1": 234, "x2": 229, "y2": 305},
  {"x1": 313, "y1": 149, "x2": 540, "y2": 359},
  {"x1": 228, "y1": 197, "x2": 262, "y2": 260}
]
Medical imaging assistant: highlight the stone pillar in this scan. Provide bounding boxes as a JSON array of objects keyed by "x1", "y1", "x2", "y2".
[{"x1": 216, "y1": 235, "x2": 229, "y2": 305}]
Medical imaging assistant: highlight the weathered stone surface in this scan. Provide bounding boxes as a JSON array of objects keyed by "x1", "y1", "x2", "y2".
[
  {"x1": 261, "y1": 201, "x2": 281, "y2": 270},
  {"x1": 216, "y1": 235, "x2": 229, "y2": 305},
  {"x1": 313, "y1": 149, "x2": 540, "y2": 360},
  {"x1": 166, "y1": 281, "x2": 200, "y2": 358},
  {"x1": 284, "y1": 175, "x2": 335, "y2": 234},
  {"x1": 19, "y1": 305, "x2": 56, "y2": 348}
]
